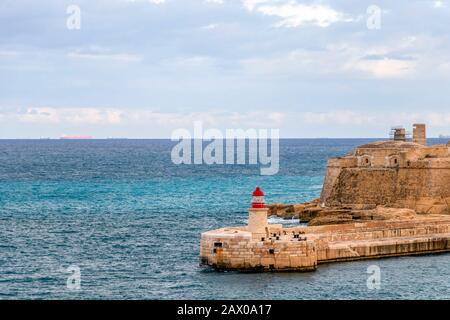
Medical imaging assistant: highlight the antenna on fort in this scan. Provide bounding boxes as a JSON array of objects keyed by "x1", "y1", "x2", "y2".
[
  {"x1": 389, "y1": 126, "x2": 411, "y2": 141},
  {"x1": 390, "y1": 124, "x2": 425, "y2": 144}
]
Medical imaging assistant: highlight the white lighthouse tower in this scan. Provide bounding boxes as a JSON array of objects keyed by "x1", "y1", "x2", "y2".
[{"x1": 248, "y1": 186, "x2": 269, "y2": 239}]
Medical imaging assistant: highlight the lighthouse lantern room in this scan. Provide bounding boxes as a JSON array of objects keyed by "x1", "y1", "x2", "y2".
[
  {"x1": 251, "y1": 186, "x2": 265, "y2": 209},
  {"x1": 248, "y1": 187, "x2": 269, "y2": 238}
]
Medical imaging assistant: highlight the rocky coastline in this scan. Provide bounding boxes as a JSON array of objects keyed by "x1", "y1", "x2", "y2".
[{"x1": 267, "y1": 200, "x2": 419, "y2": 226}]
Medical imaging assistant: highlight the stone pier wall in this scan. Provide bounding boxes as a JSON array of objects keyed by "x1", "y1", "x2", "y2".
[
  {"x1": 200, "y1": 218, "x2": 450, "y2": 272},
  {"x1": 200, "y1": 228, "x2": 317, "y2": 271}
]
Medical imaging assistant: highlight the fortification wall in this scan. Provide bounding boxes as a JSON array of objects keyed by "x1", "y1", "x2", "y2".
[
  {"x1": 320, "y1": 156, "x2": 450, "y2": 213},
  {"x1": 320, "y1": 164, "x2": 342, "y2": 206},
  {"x1": 321, "y1": 167, "x2": 399, "y2": 206}
]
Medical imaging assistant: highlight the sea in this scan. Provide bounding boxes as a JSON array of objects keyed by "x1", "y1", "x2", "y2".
[{"x1": 1, "y1": 138, "x2": 450, "y2": 300}]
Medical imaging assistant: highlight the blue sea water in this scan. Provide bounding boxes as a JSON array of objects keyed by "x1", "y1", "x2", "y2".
[{"x1": 1, "y1": 138, "x2": 450, "y2": 300}]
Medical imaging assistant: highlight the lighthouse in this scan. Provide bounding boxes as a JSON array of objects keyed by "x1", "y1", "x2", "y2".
[{"x1": 248, "y1": 186, "x2": 269, "y2": 238}]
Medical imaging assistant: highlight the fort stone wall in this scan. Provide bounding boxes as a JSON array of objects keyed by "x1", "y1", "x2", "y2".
[{"x1": 320, "y1": 137, "x2": 450, "y2": 213}]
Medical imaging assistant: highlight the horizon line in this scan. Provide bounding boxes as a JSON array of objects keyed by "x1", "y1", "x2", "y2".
[{"x1": 0, "y1": 137, "x2": 449, "y2": 140}]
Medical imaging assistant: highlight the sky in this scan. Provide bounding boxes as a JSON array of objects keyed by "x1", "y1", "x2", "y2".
[{"x1": 1, "y1": 0, "x2": 450, "y2": 138}]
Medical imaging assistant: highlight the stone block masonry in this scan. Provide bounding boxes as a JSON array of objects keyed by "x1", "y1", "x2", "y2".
[
  {"x1": 200, "y1": 227, "x2": 317, "y2": 271},
  {"x1": 200, "y1": 217, "x2": 450, "y2": 271}
]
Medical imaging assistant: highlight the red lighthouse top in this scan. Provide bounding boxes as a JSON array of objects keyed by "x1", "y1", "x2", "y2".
[
  {"x1": 252, "y1": 187, "x2": 264, "y2": 197},
  {"x1": 251, "y1": 186, "x2": 265, "y2": 208}
]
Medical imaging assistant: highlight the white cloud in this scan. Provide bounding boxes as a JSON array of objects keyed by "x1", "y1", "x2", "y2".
[
  {"x1": 161, "y1": 55, "x2": 215, "y2": 70},
  {"x1": 15, "y1": 107, "x2": 124, "y2": 125},
  {"x1": 123, "y1": 0, "x2": 166, "y2": 4},
  {"x1": 204, "y1": 0, "x2": 224, "y2": 4},
  {"x1": 67, "y1": 47, "x2": 142, "y2": 63},
  {"x1": 242, "y1": 0, "x2": 269, "y2": 11},
  {"x1": 350, "y1": 58, "x2": 416, "y2": 78},
  {"x1": 4, "y1": 107, "x2": 450, "y2": 138},
  {"x1": 433, "y1": 1, "x2": 445, "y2": 8},
  {"x1": 2, "y1": 107, "x2": 286, "y2": 130},
  {"x1": 240, "y1": 39, "x2": 423, "y2": 79},
  {"x1": 200, "y1": 23, "x2": 219, "y2": 30},
  {"x1": 301, "y1": 111, "x2": 377, "y2": 126},
  {"x1": 10, "y1": 108, "x2": 448, "y2": 129},
  {"x1": 300, "y1": 111, "x2": 450, "y2": 128},
  {"x1": 242, "y1": 0, "x2": 352, "y2": 27}
]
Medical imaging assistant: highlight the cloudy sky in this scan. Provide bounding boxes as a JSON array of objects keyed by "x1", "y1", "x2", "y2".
[{"x1": 1, "y1": 0, "x2": 450, "y2": 138}]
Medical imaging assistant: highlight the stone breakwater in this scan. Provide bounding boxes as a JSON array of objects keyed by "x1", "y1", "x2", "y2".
[{"x1": 200, "y1": 216, "x2": 450, "y2": 271}]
